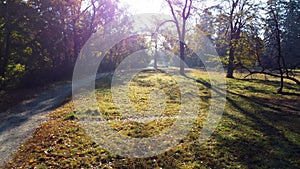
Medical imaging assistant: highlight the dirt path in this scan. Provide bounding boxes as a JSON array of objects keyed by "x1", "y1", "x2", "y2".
[
  {"x1": 0, "y1": 73, "x2": 111, "y2": 166},
  {"x1": 0, "y1": 82, "x2": 71, "y2": 166}
]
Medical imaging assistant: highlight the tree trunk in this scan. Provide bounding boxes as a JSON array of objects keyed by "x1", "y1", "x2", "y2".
[
  {"x1": 154, "y1": 53, "x2": 158, "y2": 69},
  {"x1": 277, "y1": 37, "x2": 284, "y2": 94},
  {"x1": 227, "y1": 42, "x2": 235, "y2": 78},
  {"x1": 73, "y1": 33, "x2": 79, "y2": 63},
  {"x1": 180, "y1": 41, "x2": 185, "y2": 75},
  {"x1": 154, "y1": 36, "x2": 158, "y2": 69},
  {"x1": 274, "y1": 9, "x2": 284, "y2": 94},
  {"x1": 277, "y1": 49, "x2": 284, "y2": 93}
]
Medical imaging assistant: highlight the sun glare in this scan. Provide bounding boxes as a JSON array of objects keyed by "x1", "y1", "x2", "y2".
[
  {"x1": 120, "y1": 0, "x2": 166, "y2": 14},
  {"x1": 120, "y1": 0, "x2": 217, "y2": 15}
]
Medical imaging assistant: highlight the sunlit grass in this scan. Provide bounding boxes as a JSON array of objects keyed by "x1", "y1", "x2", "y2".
[{"x1": 5, "y1": 68, "x2": 300, "y2": 168}]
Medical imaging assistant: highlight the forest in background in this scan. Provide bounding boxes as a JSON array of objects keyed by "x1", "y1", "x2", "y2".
[{"x1": 0, "y1": 0, "x2": 299, "y2": 90}]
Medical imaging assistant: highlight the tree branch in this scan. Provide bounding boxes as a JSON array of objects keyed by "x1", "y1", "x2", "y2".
[
  {"x1": 244, "y1": 71, "x2": 300, "y2": 85},
  {"x1": 166, "y1": 0, "x2": 182, "y2": 39}
]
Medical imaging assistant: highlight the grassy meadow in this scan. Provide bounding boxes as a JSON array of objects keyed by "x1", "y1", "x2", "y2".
[{"x1": 4, "y1": 68, "x2": 300, "y2": 169}]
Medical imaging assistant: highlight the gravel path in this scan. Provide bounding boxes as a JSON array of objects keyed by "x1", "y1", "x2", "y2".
[{"x1": 0, "y1": 73, "x2": 111, "y2": 167}]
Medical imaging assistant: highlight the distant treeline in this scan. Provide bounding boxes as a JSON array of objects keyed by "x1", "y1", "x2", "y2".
[{"x1": 1, "y1": 0, "x2": 299, "y2": 90}]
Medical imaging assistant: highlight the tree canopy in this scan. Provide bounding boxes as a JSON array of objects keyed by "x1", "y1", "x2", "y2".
[{"x1": 0, "y1": 0, "x2": 299, "y2": 92}]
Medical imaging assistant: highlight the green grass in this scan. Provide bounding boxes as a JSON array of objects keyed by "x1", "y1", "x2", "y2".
[{"x1": 4, "y1": 68, "x2": 300, "y2": 168}]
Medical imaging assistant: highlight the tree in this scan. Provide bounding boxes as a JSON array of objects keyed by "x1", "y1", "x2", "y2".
[
  {"x1": 165, "y1": 0, "x2": 193, "y2": 75},
  {"x1": 282, "y1": 0, "x2": 300, "y2": 69},
  {"x1": 266, "y1": 0, "x2": 286, "y2": 93},
  {"x1": 200, "y1": 0, "x2": 261, "y2": 78},
  {"x1": 0, "y1": 0, "x2": 122, "y2": 89},
  {"x1": 247, "y1": 0, "x2": 300, "y2": 93},
  {"x1": 0, "y1": 0, "x2": 38, "y2": 89}
]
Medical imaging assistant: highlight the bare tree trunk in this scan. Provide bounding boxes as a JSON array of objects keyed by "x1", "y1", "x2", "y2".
[
  {"x1": 227, "y1": 44, "x2": 235, "y2": 78},
  {"x1": 179, "y1": 41, "x2": 185, "y2": 75},
  {"x1": 277, "y1": 58, "x2": 284, "y2": 94},
  {"x1": 154, "y1": 34, "x2": 158, "y2": 69},
  {"x1": 273, "y1": 7, "x2": 284, "y2": 94},
  {"x1": 73, "y1": 20, "x2": 80, "y2": 64},
  {"x1": 276, "y1": 34, "x2": 284, "y2": 94},
  {"x1": 166, "y1": 0, "x2": 192, "y2": 76},
  {"x1": 226, "y1": 1, "x2": 237, "y2": 78}
]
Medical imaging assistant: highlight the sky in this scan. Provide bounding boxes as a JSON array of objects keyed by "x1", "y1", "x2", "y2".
[
  {"x1": 120, "y1": 0, "x2": 166, "y2": 14},
  {"x1": 120, "y1": 0, "x2": 217, "y2": 14}
]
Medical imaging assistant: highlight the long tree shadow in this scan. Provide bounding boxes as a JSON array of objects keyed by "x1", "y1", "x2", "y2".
[
  {"x1": 190, "y1": 76, "x2": 300, "y2": 168},
  {"x1": 234, "y1": 78, "x2": 300, "y2": 95},
  {"x1": 223, "y1": 96, "x2": 299, "y2": 168}
]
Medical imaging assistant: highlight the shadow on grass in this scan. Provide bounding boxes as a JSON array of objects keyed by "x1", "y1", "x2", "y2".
[
  {"x1": 191, "y1": 77, "x2": 300, "y2": 168},
  {"x1": 96, "y1": 75, "x2": 299, "y2": 168},
  {"x1": 235, "y1": 78, "x2": 300, "y2": 92},
  {"x1": 226, "y1": 96, "x2": 299, "y2": 167}
]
